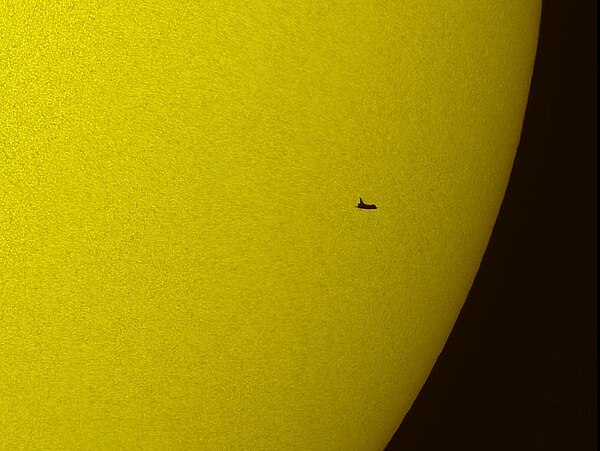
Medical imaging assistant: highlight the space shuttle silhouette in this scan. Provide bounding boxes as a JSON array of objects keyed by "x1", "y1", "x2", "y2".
[{"x1": 356, "y1": 198, "x2": 377, "y2": 210}]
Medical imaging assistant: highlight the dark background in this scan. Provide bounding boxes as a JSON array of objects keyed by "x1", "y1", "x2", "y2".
[{"x1": 386, "y1": 1, "x2": 597, "y2": 450}]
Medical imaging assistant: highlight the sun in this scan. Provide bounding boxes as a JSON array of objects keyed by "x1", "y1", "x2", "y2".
[{"x1": 0, "y1": 2, "x2": 541, "y2": 449}]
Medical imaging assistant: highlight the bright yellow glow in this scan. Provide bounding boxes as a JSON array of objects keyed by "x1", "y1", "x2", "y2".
[{"x1": 1, "y1": 2, "x2": 540, "y2": 449}]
